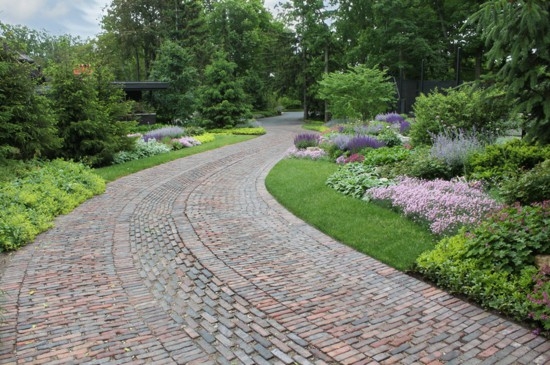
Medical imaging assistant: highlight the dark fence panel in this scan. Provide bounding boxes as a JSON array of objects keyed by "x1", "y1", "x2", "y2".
[{"x1": 395, "y1": 79, "x2": 458, "y2": 115}]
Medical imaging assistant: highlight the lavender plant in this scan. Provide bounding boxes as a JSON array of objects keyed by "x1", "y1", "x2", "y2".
[
  {"x1": 142, "y1": 126, "x2": 186, "y2": 142},
  {"x1": 430, "y1": 129, "x2": 485, "y2": 176},
  {"x1": 345, "y1": 135, "x2": 385, "y2": 153},
  {"x1": 294, "y1": 133, "x2": 320, "y2": 149},
  {"x1": 366, "y1": 176, "x2": 501, "y2": 235}
]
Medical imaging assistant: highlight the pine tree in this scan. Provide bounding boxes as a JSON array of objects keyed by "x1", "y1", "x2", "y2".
[{"x1": 468, "y1": 0, "x2": 550, "y2": 143}]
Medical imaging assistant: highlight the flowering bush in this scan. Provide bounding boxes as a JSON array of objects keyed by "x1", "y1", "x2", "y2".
[
  {"x1": 142, "y1": 126, "x2": 185, "y2": 142},
  {"x1": 294, "y1": 133, "x2": 320, "y2": 149},
  {"x1": 286, "y1": 146, "x2": 327, "y2": 160},
  {"x1": 328, "y1": 134, "x2": 351, "y2": 150},
  {"x1": 375, "y1": 112, "x2": 405, "y2": 124},
  {"x1": 113, "y1": 138, "x2": 171, "y2": 164},
  {"x1": 367, "y1": 176, "x2": 501, "y2": 235},
  {"x1": 399, "y1": 120, "x2": 411, "y2": 135},
  {"x1": 326, "y1": 163, "x2": 392, "y2": 198}
]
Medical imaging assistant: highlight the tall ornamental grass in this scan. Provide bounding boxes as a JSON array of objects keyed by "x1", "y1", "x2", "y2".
[{"x1": 366, "y1": 177, "x2": 502, "y2": 235}]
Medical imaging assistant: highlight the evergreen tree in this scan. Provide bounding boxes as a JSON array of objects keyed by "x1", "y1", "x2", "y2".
[
  {"x1": 468, "y1": 0, "x2": 550, "y2": 143},
  {"x1": 0, "y1": 42, "x2": 61, "y2": 160},
  {"x1": 199, "y1": 52, "x2": 252, "y2": 128}
]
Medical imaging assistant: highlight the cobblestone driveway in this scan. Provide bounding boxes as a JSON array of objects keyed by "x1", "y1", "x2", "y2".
[{"x1": 1, "y1": 112, "x2": 549, "y2": 364}]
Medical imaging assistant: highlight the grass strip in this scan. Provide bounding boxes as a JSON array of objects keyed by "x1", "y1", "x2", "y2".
[
  {"x1": 95, "y1": 134, "x2": 256, "y2": 182},
  {"x1": 265, "y1": 158, "x2": 435, "y2": 271}
]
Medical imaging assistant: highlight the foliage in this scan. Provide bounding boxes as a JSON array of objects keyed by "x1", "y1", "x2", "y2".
[
  {"x1": 415, "y1": 231, "x2": 538, "y2": 322},
  {"x1": 286, "y1": 146, "x2": 327, "y2": 160},
  {"x1": 193, "y1": 133, "x2": 216, "y2": 144},
  {"x1": 317, "y1": 64, "x2": 395, "y2": 121},
  {"x1": 0, "y1": 159, "x2": 105, "y2": 252},
  {"x1": 336, "y1": 153, "x2": 365, "y2": 165},
  {"x1": 430, "y1": 129, "x2": 485, "y2": 177},
  {"x1": 294, "y1": 133, "x2": 320, "y2": 149},
  {"x1": 326, "y1": 163, "x2": 392, "y2": 199},
  {"x1": 362, "y1": 146, "x2": 411, "y2": 167},
  {"x1": 386, "y1": 147, "x2": 452, "y2": 180},
  {"x1": 465, "y1": 139, "x2": 550, "y2": 185},
  {"x1": 148, "y1": 40, "x2": 199, "y2": 123},
  {"x1": 367, "y1": 176, "x2": 501, "y2": 236},
  {"x1": 410, "y1": 84, "x2": 510, "y2": 145},
  {"x1": 528, "y1": 266, "x2": 550, "y2": 330},
  {"x1": 467, "y1": 0, "x2": 550, "y2": 144},
  {"x1": 46, "y1": 64, "x2": 136, "y2": 167},
  {"x1": 112, "y1": 138, "x2": 171, "y2": 164},
  {"x1": 0, "y1": 40, "x2": 62, "y2": 160},
  {"x1": 465, "y1": 202, "x2": 550, "y2": 274},
  {"x1": 376, "y1": 128, "x2": 402, "y2": 148},
  {"x1": 500, "y1": 160, "x2": 550, "y2": 205},
  {"x1": 198, "y1": 53, "x2": 253, "y2": 129}
]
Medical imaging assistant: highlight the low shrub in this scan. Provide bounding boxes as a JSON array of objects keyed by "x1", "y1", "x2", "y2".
[
  {"x1": 194, "y1": 133, "x2": 216, "y2": 143},
  {"x1": 500, "y1": 160, "x2": 550, "y2": 204},
  {"x1": 465, "y1": 201, "x2": 550, "y2": 274},
  {"x1": 335, "y1": 153, "x2": 365, "y2": 164},
  {"x1": 326, "y1": 163, "x2": 392, "y2": 199},
  {"x1": 415, "y1": 231, "x2": 538, "y2": 323},
  {"x1": 362, "y1": 146, "x2": 411, "y2": 167},
  {"x1": 366, "y1": 176, "x2": 501, "y2": 235},
  {"x1": 528, "y1": 266, "x2": 550, "y2": 331},
  {"x1": 377, "y1": 128, "x2": 402, "y2": 147},
  {"x1": 0, "y1": 159, "x2": 105, "y2": 251},
  {"x1": 465, "y1": 139, "x2": 550, "y2": 185},
  {"x1": 386, "y1": 147, "x2": 452, "y2": 180}
]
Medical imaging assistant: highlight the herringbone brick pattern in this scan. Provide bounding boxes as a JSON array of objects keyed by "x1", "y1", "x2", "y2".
[{"x1": 1, "y1": 112, "x2": 549, "y2": 364}]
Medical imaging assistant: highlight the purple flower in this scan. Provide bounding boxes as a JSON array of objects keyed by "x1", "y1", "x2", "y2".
[
  {"x1": 345, "y1": 135, "x2": 385, "y2": 153},
  {"x1": 375, "y1": 112, "x2": 405, "y2": 124},
  {"x1": 143, "y1": 126, "x2": 185, "y2": 142},
  {"x1": 294, "y1": 133, "x2": 320, "y2": 149}
]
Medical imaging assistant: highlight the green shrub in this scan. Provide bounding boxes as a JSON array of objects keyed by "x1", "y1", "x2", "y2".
[
  {"x1": 0, "y1": 159, "x2": 105, "y2": 251},
  {"x1": 411, "y1": 84, "x2": 510, "y2": 145},
  {"x1": 465, "y1": 202, "x2": 550, "y2": 274},
  {"x1": 384, "y1": 147, "x2": 452, "y2": 180},
  {"x1": 362, "y1": 146, "x2": 411, "y2": 167},
  {"x1": 415, "y1": 231, "x2": 538, "y2": 323},
  {"x1": 112, "y1": 139, "x2": 171, "y2": 164},
  {"x1": 325, "y1": 163, "x2": 392, "y2": 198},
  {"x1": 376, "y1": 128, "x2": 402, "y2": 147},
  {"x1": 500, "y1": 160, "x2": 550, "y2": 205},
  {"x1": 465, "y1": 140, "x2": 550, "y2": 185}
]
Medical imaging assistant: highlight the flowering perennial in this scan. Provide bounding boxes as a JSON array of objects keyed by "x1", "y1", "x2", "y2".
[
  {"x1": 172, "y1": 136, "x2": 201, "y2": 147},
  {"x1": 366, "y1": 176, "x2": 502, "y2": 235},
  {"x1": 345, "y1": 135, "x2": 385, "y2": 153},
  {"x1": 143, "y1": 126, "x2": 185, "y2": 142},
  {"x1": 430, "y1": 129, "x2": 484, "y2": 170},
  {"x1": 286, "y1": 146, "x2": 327, "y2": 160},
  {"x1": 294, "y1": 133, "x2": 320, "y2": 149}
]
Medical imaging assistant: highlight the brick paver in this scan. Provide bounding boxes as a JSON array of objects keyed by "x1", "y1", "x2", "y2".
[{"x1": 1, "y1": 112, "x2": 549, "y2": 364}]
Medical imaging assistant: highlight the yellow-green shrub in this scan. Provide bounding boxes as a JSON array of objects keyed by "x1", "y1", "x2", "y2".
[{"x1": 194, "y1": 133, "x2": 216, "y2": 143}]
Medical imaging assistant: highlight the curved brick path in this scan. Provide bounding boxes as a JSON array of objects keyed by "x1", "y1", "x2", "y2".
[{"x1": 1, "y1": 112, "x2": 549, "y2": 365}]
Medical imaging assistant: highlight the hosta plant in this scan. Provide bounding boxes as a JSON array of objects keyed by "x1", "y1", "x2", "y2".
[{"x1": 326, "y1": 163, "x2": 392, "y2": 199}]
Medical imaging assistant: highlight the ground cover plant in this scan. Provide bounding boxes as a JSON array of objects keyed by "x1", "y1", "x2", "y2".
[{"x1": 0, "y1": 160, "x2": 105, "y2": 252}]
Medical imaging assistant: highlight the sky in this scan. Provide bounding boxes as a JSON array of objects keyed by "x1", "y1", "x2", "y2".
[{"x1": 0, "y1": 0, "x2": 281, "y2": 40}]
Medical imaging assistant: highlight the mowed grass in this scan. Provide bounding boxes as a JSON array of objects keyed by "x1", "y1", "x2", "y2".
[
  {"x1": 95, "y1": 134, "x2": 256, "y2": 182},
  {"x1": 265, "y1": 158, "x2": 435, "y2": 271}
]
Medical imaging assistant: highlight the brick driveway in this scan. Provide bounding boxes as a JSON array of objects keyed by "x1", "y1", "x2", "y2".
[{"x1": 1, "y1": 112, "x2": 549, "y2": 364}]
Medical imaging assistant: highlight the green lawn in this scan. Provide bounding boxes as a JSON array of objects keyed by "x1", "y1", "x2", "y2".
[{"x1": 265, "y1": 158, "x2": 435, "y2": 270}]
